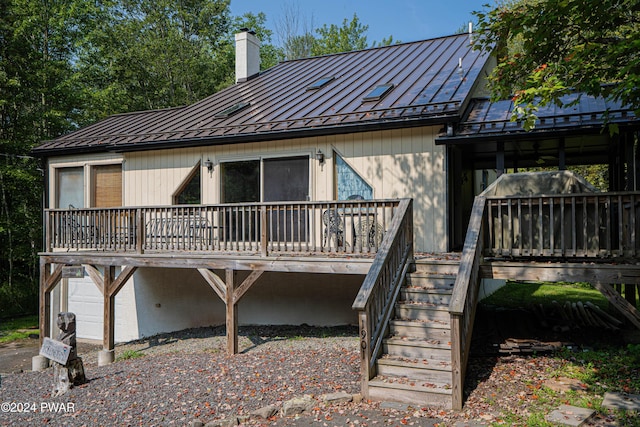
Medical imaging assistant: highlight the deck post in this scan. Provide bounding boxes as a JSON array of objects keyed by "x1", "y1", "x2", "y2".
[
  {"x1": 39, "y1": 259, "x2": 52, "y2": 347},
  {"x1": 358, "y1": 310, "x2": 370, "y2": 399},
  {"x1": 136, "y1": 208, "x2": 144, "y2": 253},
  {"x1": 260, "y1": 206, "x2": 268, "y2": 256},
  {"x1": 226, "y1": 269, "x2": 238, "y2": 355},
  {"x1": 450, "y1": 314, "x2": 463, "y2": 411},
  {"x1": 100, "y1": 266, "x2": 116, "y2": 366}
]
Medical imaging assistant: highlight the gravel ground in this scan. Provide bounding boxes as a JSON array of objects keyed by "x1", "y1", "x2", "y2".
[{"x1": 0, "y1": 325, "x2": 632, "y2": 426}]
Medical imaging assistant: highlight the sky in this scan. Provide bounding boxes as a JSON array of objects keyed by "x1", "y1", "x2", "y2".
[{"x1": 230, "y1": 0, "x2": 494, "y2": 45}]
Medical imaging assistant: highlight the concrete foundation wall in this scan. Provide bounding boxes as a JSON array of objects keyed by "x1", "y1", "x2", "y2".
[{"x1": 69, "y1": 267, "x2": 363, "y2": 341}]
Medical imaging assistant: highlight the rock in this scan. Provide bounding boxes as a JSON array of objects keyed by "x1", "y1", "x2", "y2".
[
  {"x1": 189, "y1": 420, "x2": 205, "y2": 427},
  {"x1": 204, "y1": 417, "x2": 238, "y2": 427},
  {"x1": 602, "y1": 392, "x2": 640, "y2": 411},
  {"x1": 544, "y1": 377, "x2": 587, "y2": 393},
  {"x1": 251, "y1": 404, "x2": 277, "y2": 419},
  {"x1": 546, "y1": 405, "x2": 595, "y2": 427},
  {"x1": 281, "y1": 395, "x2": 315, "y2": 417},
  {"x1": 320, "y1": 391, "x2": 353, "y2": 405}
]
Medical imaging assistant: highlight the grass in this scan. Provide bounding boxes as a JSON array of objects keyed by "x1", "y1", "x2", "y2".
[
  {"x1": 0, "y1": 314, "x2": 39, "y2": 343},
  {"x1": 482, "y1": 281, "x2": 609, "y2": 309},
  {"x1": 487, "y1": 345, "x2": 640, "y2": 426},
  {"x1": 116, "y1": 349, "x2": 145, "y2": 361},
  {"x1": 479, "y1": 281, "x2": 640, "y2": 425}
]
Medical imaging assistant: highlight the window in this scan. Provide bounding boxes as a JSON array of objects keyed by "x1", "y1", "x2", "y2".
[
  {"x1": 307, "y1": 76, "x2": 335, "y2": 90},
  {"x1": 173, "y1": 163, "x2": 201, "y2": 204},
  {"x1": 221, "y1": 160, "x2": 260, "y2": 203},
  {"x1": 214, "y1": 102, "x2": 250, "y2": 118},
  {"x1": 221, "y1": 157, "x2": 309, "y2": 203},
  {"x1": 56, "y1": 167, "x2": 84, "y2": 208},
  {"x1": 92, "y1": 164, "x2": 122, "y2": 207},
  {"x1": 335, "y1": 153, "x2": 373, "y2": 200},
  {"x1": 363, "y1": 83, "x2": 394, "y2": 101},
  {"x1": 220, "y1": 156, "x2": 310, "y2": 242}
]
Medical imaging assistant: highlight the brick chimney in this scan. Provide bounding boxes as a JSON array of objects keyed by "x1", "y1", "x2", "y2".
[{"x1": 235, "y1": 29, "x2": 261, "y2": 83}]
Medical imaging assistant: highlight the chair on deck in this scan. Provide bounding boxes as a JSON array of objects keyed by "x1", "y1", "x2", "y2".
[
  {"x1": 354, "y1": 217, "x2": 384, "y2": 250},
  {"x1": 322, "y1": 209, "x2": 344, "y2": 248}
]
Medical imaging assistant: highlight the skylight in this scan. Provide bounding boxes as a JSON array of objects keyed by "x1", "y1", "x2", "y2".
[
  {"x1": 307, "y1": 76, "x2": 335, "y2": 90},
  {"x1": 363, "y1": 83, "x2": 394, "y2": 101},
  {"x1": 214, "y1": 102, "x2": 250, "y2": 118}
]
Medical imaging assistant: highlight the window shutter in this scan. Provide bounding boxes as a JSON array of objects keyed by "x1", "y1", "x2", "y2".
[{"x1": 92, "y1": 164, "x2": 122, "y2": 207}]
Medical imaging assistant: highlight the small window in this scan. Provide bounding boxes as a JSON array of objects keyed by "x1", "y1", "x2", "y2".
[
  {"x1": 307, "y1": 76, "x2": 335, "y2": 90},
  {"x1": 214, "y1": 102, "x2": 250, "y2": 118},
  {"x1": 363, "y1": 83, "x2": 394, "y2": 101},
  {"x1": 56, "y1": 167, "x2": 84, "y2": 208},
  {"x1": 173, "y1": 163, "x2": 201, "y2": 204}
]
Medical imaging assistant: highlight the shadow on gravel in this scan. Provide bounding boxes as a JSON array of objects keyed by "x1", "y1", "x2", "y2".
[{"x1": 119, "y1": 324, "x2": 358, "y2": 353}]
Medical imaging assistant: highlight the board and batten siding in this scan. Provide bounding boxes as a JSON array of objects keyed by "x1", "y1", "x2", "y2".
[{"x1": 123, "y1": 125, "x2": 446, "y2": 252}]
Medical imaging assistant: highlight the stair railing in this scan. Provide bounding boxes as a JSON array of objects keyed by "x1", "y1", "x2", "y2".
[
  {"x1": 449, "y1": 195, "x2": 487, "y2": 410},
  {"x1": 352, "y1": 198, "x2": 414, "y2": 397}
]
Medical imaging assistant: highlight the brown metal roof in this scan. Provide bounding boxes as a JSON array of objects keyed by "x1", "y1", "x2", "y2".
[
  {"x1": 437, "y1": 93, "x2": 639, "y2": 144},
  {"x1": 34, "y1": 33, "x2": 490, "y2": 155}
]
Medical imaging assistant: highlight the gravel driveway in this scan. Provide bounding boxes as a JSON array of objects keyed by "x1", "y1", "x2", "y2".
[{"x1": 0, "y1": 325, "x2": 629, "y2": 426}]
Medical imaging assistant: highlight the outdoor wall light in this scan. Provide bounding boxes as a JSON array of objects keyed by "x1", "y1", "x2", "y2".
[
  {"x1": 316, "y1": 149, "x2": 325, "y2": 164},
  {"x1": 203, "y1": 159, "x2": 214, "y2": 171}
]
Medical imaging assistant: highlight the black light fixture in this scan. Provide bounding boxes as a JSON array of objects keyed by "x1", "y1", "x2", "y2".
[
  {"x1": 203, "y1": 158, "x2": 213, "y2": 171},
  {"x1": 316, "y1": 149, "x2": 325, "y2": 164}
]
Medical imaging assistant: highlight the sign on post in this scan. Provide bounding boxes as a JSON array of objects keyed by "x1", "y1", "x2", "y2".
[
  {"x1": 61, "y1": 266, "x2": 84, "y2": 279},
  {"x1": 40, "y1": 337, "x2": 72, "y2": 365}
]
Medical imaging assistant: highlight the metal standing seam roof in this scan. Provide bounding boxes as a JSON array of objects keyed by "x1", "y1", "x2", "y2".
[
  {"x1": 437, "y1": 93, "x2": 639, "y2": 143},
  {"x1": 34, "y1": 33, "x2": 490, "y2": 155}
]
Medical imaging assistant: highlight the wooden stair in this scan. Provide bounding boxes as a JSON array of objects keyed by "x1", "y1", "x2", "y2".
[{"x1": 368, "y1": 258, "x2": 459, "y2": 409}]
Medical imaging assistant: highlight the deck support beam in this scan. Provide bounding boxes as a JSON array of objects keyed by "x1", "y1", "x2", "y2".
[
  {"x1": 226, "y1": 269, "x2": 237, "y2": 355},
  {"x1": 82, "y1": 265, "x2": 138, "y2": 364},
  {"x1": 39, "y1": 261, "x2": 64, "y2": 347},
  {"x1": 592, "y1": 281, "x2": 640, "y2": 330},
  {"x1": 198, "y1": 268, "x2": 265, "y2": 355}
]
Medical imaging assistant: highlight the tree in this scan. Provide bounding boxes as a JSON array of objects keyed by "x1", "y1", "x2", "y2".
[
  {"x1": 0, "y1": 0, "x2": 84, "y2": 316},
  {"x1": 311, "y1": 14, "x2": 369, "y2": 56},
  {"x1": 74, "y1": 0, "x2": 234, "y2": 122},
  {"x1": 273, "y1": 1, "x2": 315, "y2": 60},
  {"x1": 473, "y1": 0, "x2": 640, "y2": 128}
]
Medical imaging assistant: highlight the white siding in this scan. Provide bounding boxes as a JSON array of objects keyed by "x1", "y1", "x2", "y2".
[{"x1": 122, "y1": 126, "x2": 447, "y2": 252}]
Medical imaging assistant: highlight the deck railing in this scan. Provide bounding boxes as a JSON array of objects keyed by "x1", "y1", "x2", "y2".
[
  {"x1": 486, "y1": 192, "x2": 640, "y2": 259},
  {"x1": 449, "y1": 195, "x2": 486, "y2": 411},
  {"x1": 352, "y1": 199, "x2": 414, "y2": 394},
  {"x1": 450, "y1": 190, "x2": 640, "y2": 410},
  {"x1": 44, "y1": 200, "x2": 400, "y2": 256}
]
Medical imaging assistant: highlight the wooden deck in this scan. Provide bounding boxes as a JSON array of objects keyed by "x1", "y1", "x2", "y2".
[
  {"x1": 38, "y1": 192, "x2": 640, "y2": 411},
  {"x1": 39, "y1": 199, "x2": 405, "y2": 363}
]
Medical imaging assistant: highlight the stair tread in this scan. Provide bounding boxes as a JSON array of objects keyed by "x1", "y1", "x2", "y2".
[
  {"x1": 390, "y1": 318, "x2": 450, "y2": 328},
  {"x1": 397, "y1": 302, "x2": 449, "y2": 310},
  {"x1": 378, "y1": 355, "x2": 452, "y2": 371},
  {"x1": 385, "y1": 336, "x2": 451, "y2": 349},
  {"x1": 400, "y1": 285, "x2": 453, "y2": 295},
  {"x1": 369, "y1": 376, "x2": 453, "y2": 395}
]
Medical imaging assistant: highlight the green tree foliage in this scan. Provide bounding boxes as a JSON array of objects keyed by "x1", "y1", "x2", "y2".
[
  {"x1": 0, "y1": 0, "x2": 84, "y2": 316},
  {"x1": 311, "y1": 14, "x2": 369, "y2": 56},
  {"x1": 474, "y1": 0, "x2": 640, "y2": 127},
  {"x1": 75, "y1": 0, "x2": 233, "y2": 122}
]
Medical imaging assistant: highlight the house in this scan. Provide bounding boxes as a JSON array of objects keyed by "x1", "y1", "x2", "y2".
[{"x1": 33, "y1": 29, "x2": 640, "y2": 410}]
